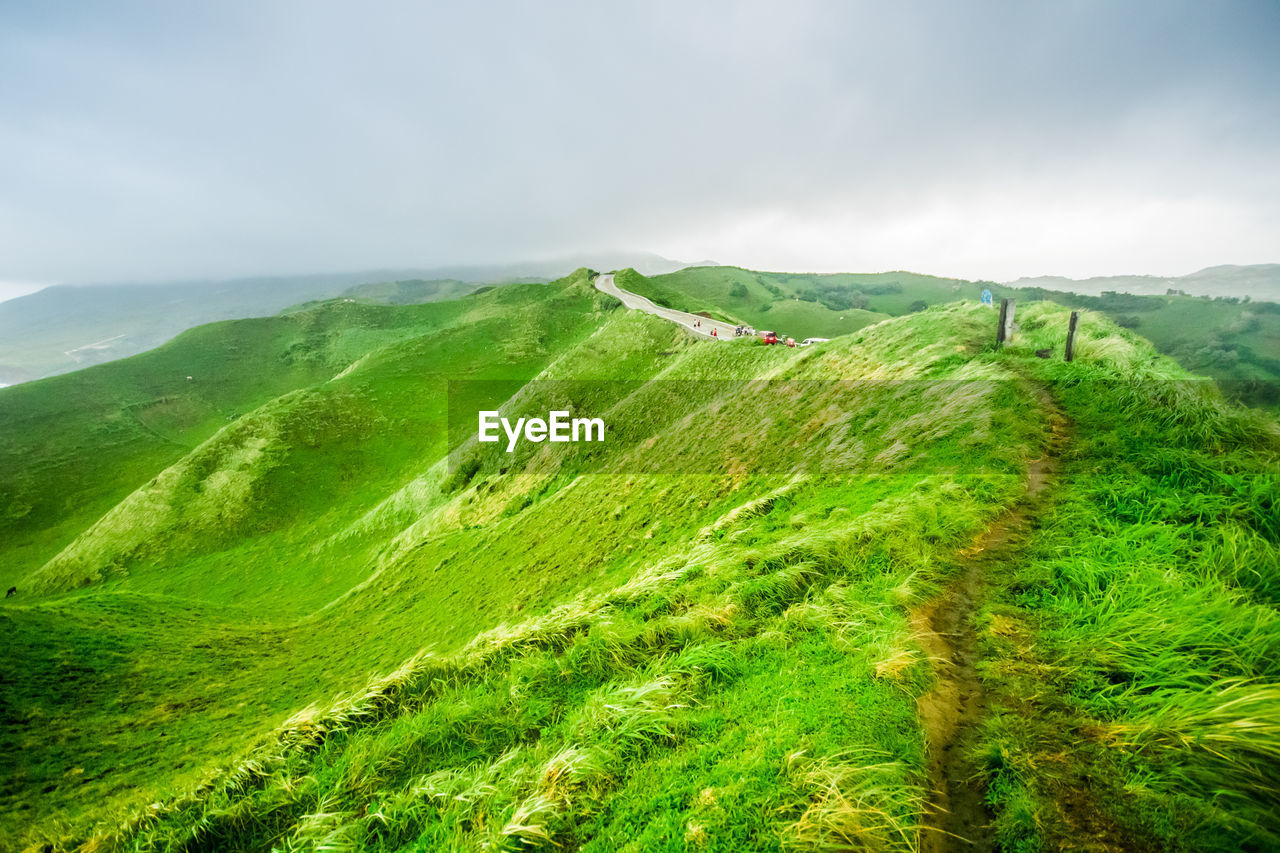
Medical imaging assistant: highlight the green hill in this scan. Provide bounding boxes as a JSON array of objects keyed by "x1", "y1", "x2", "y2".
[
  {"x1": 1008, "y1": 286, "x2": 1280, "y2": 409},
  {"x1": 0, "y1": 272, "x2": 423, "y2": 385},
  {"x1": 626, "y1": 265, "x2": 1280, "y2": 411},
  {"x1": 0, "y1": 280, "x2": 601, "y2": 593},
  {"x1": 0, "y1": 254, "x2": 703, "y2": 386},
  {"x1": 1, "y1": 273, "x2": 1277, "y2": 852},
  {"x1": 613, "y1": 266, "x2": 968, "y2": 338}
]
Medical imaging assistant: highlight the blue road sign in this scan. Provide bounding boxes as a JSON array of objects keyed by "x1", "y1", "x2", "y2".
[{"x1": 981, "y1": 288, "x2": 993, "y2": 306}]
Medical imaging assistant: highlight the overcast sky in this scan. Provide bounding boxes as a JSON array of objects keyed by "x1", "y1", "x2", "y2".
[{"x1": 1, "y1": 0, "x2": 1278, "y2": 296}]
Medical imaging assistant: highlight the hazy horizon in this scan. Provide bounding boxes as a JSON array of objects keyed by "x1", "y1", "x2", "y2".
[
  {"x1": 4, "y1": 253, "x2": 1280, "y2": 308},
  {"x1": 2, "y1": 1, "x2": 1278, "y2": 287},
  {"x1": 6, "y1": 254, "x2": 1280, "y2": 306}
]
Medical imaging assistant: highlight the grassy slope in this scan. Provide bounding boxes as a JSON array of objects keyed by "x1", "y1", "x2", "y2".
[
  {"x1": 0, "y1": 271, "x2": 622, "y2": 834},
  {"x1": 0, "y1": 296, "x2": 473, "y2": 590},
  {"x1": 4, "y1": 296, "x2": 1049, "y2": 850},
  {"x1": 962, "y1": 305, "x2": 1280, "y2": 851},
  {"x1": 614, "y1": 266, "x2": 903, "y2": 338},
  {"x1": 0, "y1": 275, "x2": 384, "y2": 384},
  {"x1": 24, "y1": 281, "x2": 610, "y2": 605},
  {"x1": 1013, "y1": 287, "x2": 1280, "y2": 409},
  {"x1": 625, "y1": 266, "x2": 1280, "y2": 411},
  {"x1": 292, "y1": 278, "x2": 487, "y2": 308},
  {"x1": 0, "y1": 282, "x2": 593, "y2": 593},
  {"x1": 2, "y1": 282, "x2": 1278, "y2": 852}
]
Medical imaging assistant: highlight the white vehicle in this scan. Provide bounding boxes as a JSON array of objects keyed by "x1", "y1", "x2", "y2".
[{"x1": 799, "y1": 337, "x2": 830, "y2": 347}]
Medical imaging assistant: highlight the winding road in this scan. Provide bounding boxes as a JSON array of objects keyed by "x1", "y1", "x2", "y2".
[{"x1": 594, "y1": 273, "x2": 744, "y2": 340}]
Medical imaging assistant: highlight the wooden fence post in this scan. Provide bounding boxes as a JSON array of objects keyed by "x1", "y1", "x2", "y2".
[
  {"x1": 1065, "y1": 311, "x2": 1079, "y2": 362},
  {"x1": 996, "y1": 298, "x2": 1016, "y2": 346}
]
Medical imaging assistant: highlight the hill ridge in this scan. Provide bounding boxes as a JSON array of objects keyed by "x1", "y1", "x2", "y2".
[{"x1": 2, "y1": 282, "x2": 1278, "y2": 852}]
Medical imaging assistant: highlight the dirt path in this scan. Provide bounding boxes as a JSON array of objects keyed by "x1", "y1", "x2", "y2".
[{"x1": 913, "y1": 387, "x2": 1069, "y2": 851}]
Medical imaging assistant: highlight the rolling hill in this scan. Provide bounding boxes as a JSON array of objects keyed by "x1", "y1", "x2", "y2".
[
  {"x1": 1, "y1": 271, "x2": 1277, "y2": 852},
  {"x1": 0, "y1": 273, "x2": 478, "y2": 387},
  {"x1": 622, "y1": 265, "x2": 1280, "y2": 411},
  {"x1": 0, "y1": 253, "x2": 702, "y2": 386}
]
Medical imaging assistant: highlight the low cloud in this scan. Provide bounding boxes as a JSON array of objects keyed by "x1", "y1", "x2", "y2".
[{"x1": 1, "y1": 0, "x2": 1276, "y2": 284}]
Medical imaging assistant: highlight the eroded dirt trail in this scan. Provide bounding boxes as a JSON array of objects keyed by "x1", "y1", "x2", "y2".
[{"x1": 913, "y1": 388, "x2": 1069, "y2": 852}]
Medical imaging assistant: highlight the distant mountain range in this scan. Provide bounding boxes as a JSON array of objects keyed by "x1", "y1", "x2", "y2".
[
  {"x1": 5, "y1": 257, "x2": 1272, "y2": 387},
  {"x1": 1005, "y1": 264, "x2": 1280, "y2": 302},
  {"x1": 0, "y1": 252, "x2": 708, "y2": 385}
]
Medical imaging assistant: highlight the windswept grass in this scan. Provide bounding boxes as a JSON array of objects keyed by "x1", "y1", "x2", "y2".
[
  {"x1": 4, "y1": 289, "x2": 1276, "y2": 851},
  {"x1": 969, "y1": 303, "x2": 1280, "y2": 851},
  {"x1": 4, "y1": 299, "x2": 1057, "y2": 851}
]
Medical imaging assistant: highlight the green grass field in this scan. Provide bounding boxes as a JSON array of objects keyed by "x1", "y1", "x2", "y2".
[
  {"x1": 613, "y1": 266, "x2": 963, "y2": 339},
  {"x1": 618, "y1": 266, "x2": 1280, "y2": 411},
  {"x1": 1, "y1": 270, "x2": 1276, "y2": 851}
]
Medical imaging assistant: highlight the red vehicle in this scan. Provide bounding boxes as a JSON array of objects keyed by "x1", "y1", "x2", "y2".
[{"x1": 761, "y1": 331, "x2": 778, "y2": 345}]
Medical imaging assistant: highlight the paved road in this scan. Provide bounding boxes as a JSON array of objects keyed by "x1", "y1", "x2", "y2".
[{"x1": 594, "y1": 273, "x2": 745, "y2": 340}]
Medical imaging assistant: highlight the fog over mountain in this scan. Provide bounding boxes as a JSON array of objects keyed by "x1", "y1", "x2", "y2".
[
  {"x1": 1006, "y1": 264, "x2": 1280, "y2": 302},
  {"x1": 1, "y1": 1, "x2": 1277, "y2": 285}
]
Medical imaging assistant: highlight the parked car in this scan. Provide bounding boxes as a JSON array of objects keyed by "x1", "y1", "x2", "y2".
[
  {"x1": 799, "y1": 337, "x2": 830, "y2": 347},
  {"x1": 785, "y1": 337, "x2": 796, "y2": 347},
  {"x1": 761, "y1": 331, "x2": 778, "y2": 345}
]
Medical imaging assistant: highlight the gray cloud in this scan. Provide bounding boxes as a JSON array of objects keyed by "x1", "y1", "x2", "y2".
[{"x1": 1, "y1": 0, "x2": 1277, "y2": 283}]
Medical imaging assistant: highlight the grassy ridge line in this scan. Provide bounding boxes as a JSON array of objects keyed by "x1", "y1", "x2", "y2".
[
  {"x1": 325, "y1": 309, "x2": 696, "y2": 572},
  {"x1": 1, "y1": 272, "x2": 632, "y2": 836},
  {"x1": 14, "y1": 292, "x2": 1275, "y2": 849},
  {"x1": 968, "y1": 303, "x2": 1280, "y2": 850},
  {"x1": 0, "y1": 293, "x2": 487, "y2": 590},
  {"x1": 0, "y1": 312, "x2": 335, "y2": 589},
  {"x1": 633, "y1": 263, "x2": 1280, "y2": 411},
  {"x1": 613, "y1": 267, "x2": 894, "y2": 339},
  {"x1": 70, "y1": 414, "x2": 1039, "y2": 851},
  {"x1": 342, "y1": 302, "x2": 1027, "y2": 637},
  {"x1": 17, "y1": 274, "x2": 614, "y2": 600},
  {"x1": 2, "y1": 294, "x2": 697, "y2": 838},
  {"x1": 42, "y1": 303, "x2": 1049, "y2": 845},
  {"x1": 1011, "y1": 286, "x2": 1280, "y2": 409}
]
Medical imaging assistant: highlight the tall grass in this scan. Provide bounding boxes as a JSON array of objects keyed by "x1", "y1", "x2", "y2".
[
  {"x1": 20, "y1": 298, "x2": 1265, "y2": 851},
  {"x1": 43, "y1": 336, "x2": 1038, "y2": 850},
  {"x1": 971, "y1": 304, "x2": 1280, "y2": 851}
]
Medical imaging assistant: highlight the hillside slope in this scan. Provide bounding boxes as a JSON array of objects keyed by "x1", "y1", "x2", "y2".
[
  {"x1": 0, "y1": 278, "x2": 611, "y2": 593},
  {"x1": 1, "y1": 283, "x2": 1277, "y2": 852},
  {"x1": 0, "y1": 272, "x2": 406, "y2": 385},
  {"x1": 628, "y1": 265, "x2": 1280, "y2": 411},
  {"x1": 0, "y1": 253, "x2": 699, "y2": 385}
]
